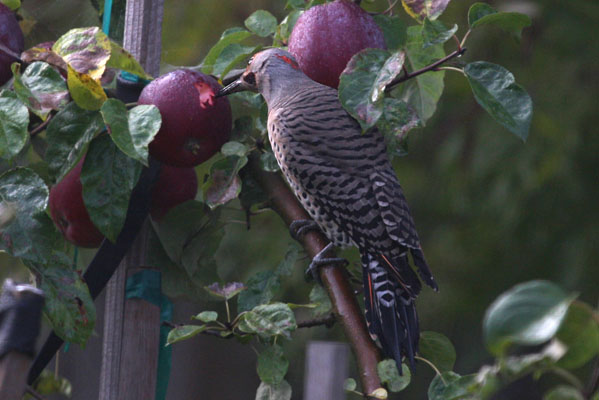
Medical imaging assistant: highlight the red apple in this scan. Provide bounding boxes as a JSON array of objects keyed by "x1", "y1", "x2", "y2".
[
  {"x1": 49, "y1": 159, "x2": 105, "y2": 248},
  {"x1": 0, "y1": 3, "x2": 24, "y2": 86},
  {"x1": 150, "y1": 165, "x2": 198, "y2": 221},
  {"x1": 138, "y1": 69, "x2": 232, "y2": 167},
  {"x1": 288, "y1": 0, "x2": 385, "y2": 88}
]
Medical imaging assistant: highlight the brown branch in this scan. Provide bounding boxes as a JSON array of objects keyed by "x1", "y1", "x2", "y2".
[
  {"x1": 298, "y1": 313, "x2": 336, "y2": 329},
  {"x1": 385, "y1": 47, "x2": 467, "y2": 93},
  {"x1": 29, "y1": 115, "x2": 54, "y2": 137},
  {"x1": 249, "y1": 154, "x2": 382, "y2": 398}
]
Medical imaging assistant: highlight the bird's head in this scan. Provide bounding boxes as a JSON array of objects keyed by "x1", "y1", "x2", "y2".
[{"x1": 217, "y1": 48, "x2": 305, "y2": 102}]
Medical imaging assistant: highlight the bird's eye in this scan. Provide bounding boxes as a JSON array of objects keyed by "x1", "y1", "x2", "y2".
[{"x1": 243, "y1": 72, "x2": 256, "y2": 85}]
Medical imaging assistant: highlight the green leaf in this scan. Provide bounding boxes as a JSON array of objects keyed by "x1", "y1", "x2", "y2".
[
  {"x1": 201, "y1": 29, "x2": 253, "y2": 75},
  {"x1": 204, "y1": 155, "x2": 248, "y2": 209},
  {"x1": 401, "y1": 0, "x2": 451, "y2": 22},
  {"x1": 154, "y1": 201, "x2": 224, "y2": 287},
  {"x1": 544, "y1": 386, "x2": 584, "y2": 400},
  {"x1": 275, "y1": 243, "x2": 299, "y2": 276},
  {"x1": 377, "y1": 360, "x2": 411, "y2": 392},
  {"x1": 166, "y1": 325, "x2": 207, "y2": 345},
  {"x1": 53, "y1": 27, "x2": 111, "y2": 79},
  {"x1": 373, "y1": 15, "x2": 407, "y2": 51},
  {"x1": 11, "y1": 61, "x2": 69, "y2": 120},
  {"x1": 45, "y1": 101, "x2": 104, "y2": 182},
  {"x1": 245, "y1": 10, "x2": 278, "y2": 37},
  {"x1": 255, "y1": 380, "x2": 292, "y2": 400},
  {"x1": 257, "y1": 344, "x2": 289, "y2": 385},
  {"x1": 276, "y1": 10, "x2": 303, "y2": 44},
  {"x1": 419, "y1": 331, "x2": 456, "y2": 372},
  {"x1": 237, "y1": 271, "x2": 281, "y2": 313},
  {"x1": 556, "y1": 302, "x2": 599, "y2": 369},
  {"x1": 339, "y1": 49, "x2": 405, "y2": 131},
  {"x1": 81, "y1": 135, "x2": 142, "y2": 242},
  {"x1": 464, "y1": 61, "x2": 533, "y2": 141},
  {"x1": 34, "y1": 369, "x2": 72, "y2": 397},
  {"x1": 260, "y1": 151, "x2": 279, "y2": 172},
  {"x1": 31, "y1": 252, "x2": 96, "y2": 344},
  {"x1": 468, "y1": 3, "x2": 532, "y2": 40},
  {"x1": 400, "y1": 25, "x2": 445, "y2": 123},
  {"x1": 0, "y1": 91, "x2": 29, "y2": 160},
  {"x1": 101, "y1": 99, "x2": 161, "y2": 166},
  {"x1": 212, "y1": 44, "x2": 260, "y2": 80},
  {"x1": 483, "y1": 280, "x2": 575, "y2": 356},
  {"x1": 428, "y1": 371, "x2": 477, "y2": 400},
  {"x1": 221, "y1": 141, "x2": 249, "y2": 157},
  {"x1": 239, "y1": 302, "x2": 297, "y2": 340},
  {"x1": 309, "y1": 285, "x2": 332, "y2": 317},
  {"x1": 285, "y1": 0, "x2": 305, "y2": 10},
  {"x1": 377, "y1": 97, "x2": 420, "y2": 146},
  {"x1": 1, "y1": 0, "x2": 20, "y2": 10},
  {"x1": 204, "y1": 282, "x2": 245, "y2": 300},
  {"x1": 343, "y1": 378, "x2": 357, "y2": 392},
  {"x1": 422, "y1": 18, "x2": 458, "y2": 48},
  {"x1": 107, "y1": 40, "x2": 152, "y2": 80},
  {"x1": 0, "y1": 168, "x2": 63, "y2": 262},
  {"x1": 193, "y1": 311, "x2": 218, "y2": 323}
]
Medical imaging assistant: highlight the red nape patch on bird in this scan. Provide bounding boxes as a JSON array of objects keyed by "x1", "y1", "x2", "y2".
[
  {"x1": 194, "y1": 82, "x2": 215, "y2": 108},
  {"x1": 276, "y1": 54, "x2": 299, "y2": 70}
]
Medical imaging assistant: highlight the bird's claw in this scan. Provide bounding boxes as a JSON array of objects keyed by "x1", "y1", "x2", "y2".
[
  {"x1": 289, "y1": 219, "x2": 320, "y2": 241},
  {"x1": 305, "y1": 242, "x2": 348, "y2": 283}
]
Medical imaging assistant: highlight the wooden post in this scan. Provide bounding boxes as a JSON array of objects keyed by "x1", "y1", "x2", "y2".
[
  {"x1": 303, "y1": 341, "x2": 349, "y2": 400},
  {"x1": 0, "y1": 352, "x2": 31, "y2": 399},
  {"x1": 99, "y1": 1, "x2": 164, "y2": 398}
]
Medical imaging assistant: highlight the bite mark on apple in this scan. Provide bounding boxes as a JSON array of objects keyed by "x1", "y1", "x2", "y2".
[{"x1": 194, "y1": 81, "x2": 215, "y2": 108}]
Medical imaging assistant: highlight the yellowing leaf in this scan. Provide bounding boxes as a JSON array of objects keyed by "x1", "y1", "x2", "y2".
[{"x1": 67, "y1": 65, "x2": 107, "y2": 111}]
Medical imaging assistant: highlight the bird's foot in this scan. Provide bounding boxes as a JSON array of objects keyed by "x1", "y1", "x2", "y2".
[
  {"x1": 306, "y1": 242, "x2": 348, "y2": 283},
  {"x1": 289, "y1": 219, "x2": 320, "y2": 241}
]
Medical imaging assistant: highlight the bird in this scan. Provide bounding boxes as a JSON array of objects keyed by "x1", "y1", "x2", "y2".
[{"x1": 217, "y1": 48, "x2": 438, "y2": 371}]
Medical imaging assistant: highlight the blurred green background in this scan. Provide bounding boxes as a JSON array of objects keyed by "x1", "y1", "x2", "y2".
[{"x1": 3, "y1": 0, "x2": 598, "y2": 398}]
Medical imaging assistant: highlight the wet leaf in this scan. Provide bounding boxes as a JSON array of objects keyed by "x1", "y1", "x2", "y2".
[
  {"x1": 0, "y1": 168, "x2": 62, "y2": 263},
  {"x1": 237, "y1": 271, "x2": 281, "y2": 313},
  {"x1": 66, "y1": 65, "x2": 107, "y2": 110},
  {"x1": 464, "y1": 61, "x2": 533, "y2": 141},
  {"x1": 257, "y1": 344, "x2": 289, "y2": 385},
  {"x1": 205, "y1": 155, "x2": 248, "y2": 209},
  {"x1": 422, "y1": 18, "x2": 458, "y2": 48},
  {"x1": 401, "y1": 0, "x2": 451, "y2": 22},
  {"x1": 212, "y1": 44, "x2": 261, "y2": 80},
  {"x1": 377, "y1": 97, "x2": 421, "y2": 146},
  {"x1": 21, "y1": 45, "x2": 68, "y2": 74},
  {"x1": 202, "y1": 28, "x2": 253, "y2": 75},
  {"x1": 106, "y1": 41, "x2": 152, "y2": 80},
  {"x1": 556, "y1": 302, "x2": 599, "y2": 369},
  {"x1": 399, "y1": 25, "x2": 445, "y2": 124},
  {"x1": 428, "y1": 371, "x2": 477, "y2": 400},
  {"x1": 204, "y1": 282, "x2": 245, "y2": 300},
  {"x1": 101, "y1": 98, "x2": 161, "y2": 166},
  {"x1": 419, "y1": 331, "x2": 457, "y2": 372},
  {"x1": 193, "y1": 311, "x2": 218, "y2": 323},
  {"x1": 309, "y1": 285, "x2": 332, "y2": 317},
  {"x1": 45, "y1": 101, "x2": 103, "y2": 182},
  {"x1": 221, "y1": 141, "x2": 249, "y2": 157},
  {"x1": 373, "y1": 15, "x2": 407, "y2": 51},
  {"x1": 30, "y1": 252, "x2": 96, "y2": 344},
  {"x1": 53, "y1": 27, "x2": 111, "y2": 79},
  {"x1": 11, "y1": 61, "x2": 69, "y2": 120},
  {"x1": 80, "y1": 135, "x2": 142, "y2": 243},
  {"x1": 339, "y1": 49, "x2": 404, "y2": 131},
  {"x1": 468, "y1": 3, "x2": 532, "y2": 40},
  {"x1": 245, "y1": 10, "x2": 278, "y2": 37},
  {"x1": 166, "y1": 325, "x2": 207, "y2": 345},
  {"x1": 483, "y1": 280, "x2": 574, "y2": 356},
  {"x1": 239, "y1": 302, "x2": 297, "y2": 339},
  {"x1": 377, "y1": 360, "x2": 411, "y2": 392},
  {"x1": 255, "y1": 380, "x2": 292, "y2": 400},
  {"x1": 0, "y1": 90, "x2": 29, "y2": 160}
]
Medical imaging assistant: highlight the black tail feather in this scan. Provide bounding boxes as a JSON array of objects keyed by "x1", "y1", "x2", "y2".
[
  {"x1": 411, "y1": 248, "x2": 438, "y2": 291},
  {"x1": 361, "y1": 253, "x2": 420, "y2": 373}
]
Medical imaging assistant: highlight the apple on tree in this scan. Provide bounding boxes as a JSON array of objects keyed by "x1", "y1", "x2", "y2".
[
  {"x1": 288, "y1": 0, "x2": 385, "y2": 88},
  {"x1": 0, "y1": 3, "x2": 24, "y2": 86},
  {"x1": 139, "y1": 69, "x2": 233, "y2": 168},
  {"x1": 150, "y1": 164, "x2": 198, "y2": 221},
  {"x1": 49, "y1": 158, "x2": 105, "y2": 248}
]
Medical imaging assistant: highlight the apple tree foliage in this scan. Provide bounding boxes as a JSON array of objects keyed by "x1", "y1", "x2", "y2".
[{"x1": 0, "y1": 0, "x2": 597, "y2": 399}]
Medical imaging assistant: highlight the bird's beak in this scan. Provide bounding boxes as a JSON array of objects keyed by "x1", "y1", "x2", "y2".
[{"x1": 216, "y1": 78, "x2": 244, "y2": 97}]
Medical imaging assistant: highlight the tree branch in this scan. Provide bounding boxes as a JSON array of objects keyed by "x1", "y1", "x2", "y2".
[
  {"x1": 298, "y1": 313, "x2": 336, "y2": 329},
  {"x1": 248, "y1": 154, "x2": 382, "y2": 398},
  {"x1": 385, "y1": 47, "x2": 467, "y2": 93}
]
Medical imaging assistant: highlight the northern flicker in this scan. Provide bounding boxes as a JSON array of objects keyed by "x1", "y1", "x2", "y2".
[{"x1": 218, "y1": 48, "x2": 438, "y2": 370}]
